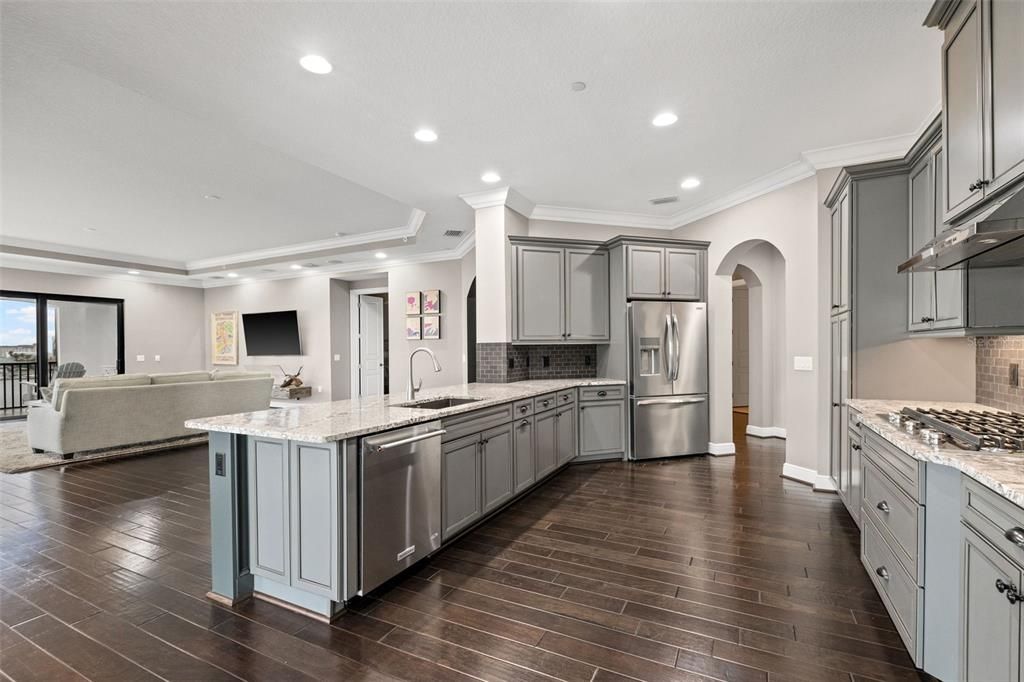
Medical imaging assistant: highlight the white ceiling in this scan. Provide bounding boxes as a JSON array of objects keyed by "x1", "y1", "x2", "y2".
[{"x1": 1, "y1": 1, "x2": 941, "y2": 278}]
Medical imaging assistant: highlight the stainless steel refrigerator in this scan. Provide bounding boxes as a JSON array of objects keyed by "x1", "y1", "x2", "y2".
[{"x1": 628, "y1": 300, "x2": 709, "y2": 459}]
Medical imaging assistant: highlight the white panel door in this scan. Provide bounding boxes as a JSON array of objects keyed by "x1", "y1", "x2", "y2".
[{"x1": 359, "y1": 295, "x2": 385, "y2": 397}]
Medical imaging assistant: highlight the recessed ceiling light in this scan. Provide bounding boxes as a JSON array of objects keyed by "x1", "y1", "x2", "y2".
[
  {"x1": 290, "y1": 264, "x2": 304, "y2": 270},
  {"x1": 571, "y1": 81, "x2": 587, "y2": 92},
  {"x1": 680, "y1": 177, "x2": 701, "y2": 189},
  {"x1": 414, "y1": 128, "x2": 438, "y2": 143},
  {"x1": 375, "y1": 252, "x2": 387, "y2": 259},
  {"x1": 203, "y1": 194, "x2": 221, "y2": 200},
  {"x1": 127, "y1": 270, "x2": 140, "y2": 275},
  {"x1": 299, "y1": 54, "x2": 332, "y2": 75},
  {"x1": 481, "y1": 171, "x2": 501, "y2": 183},
  {"x1": 227, "y1": 272, "x2": 239, "y2": 278},
  {"x1": 652, "y1": 112, "x2": 678, "y2": 127}
]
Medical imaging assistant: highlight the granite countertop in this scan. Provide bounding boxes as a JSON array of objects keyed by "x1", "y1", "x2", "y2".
[
  {"x1": 185, "y1": 378, "x2": 626, "y2": 443},
  {"x1": 848, "y1": 398, "x2": 1024, "y2": 507}
]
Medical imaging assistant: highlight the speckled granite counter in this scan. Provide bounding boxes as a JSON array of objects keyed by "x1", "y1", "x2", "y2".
[
  {"x1": 848, "y1": 398, "x2": 1024, "y2": 507},
  {"x1": 186, "y1": 379, "x2": 625, "y2": 443}
]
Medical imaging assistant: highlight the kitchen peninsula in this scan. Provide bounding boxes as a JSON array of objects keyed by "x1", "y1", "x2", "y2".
[{"x1": 185, "y1": 379, "x2": 626, "y2": 620}]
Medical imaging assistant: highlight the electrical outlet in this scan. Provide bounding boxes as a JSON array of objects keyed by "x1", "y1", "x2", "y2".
[
  {"x1": 215, "y1": 452, "x2": 225, "y2": 477},
  {"x1": 317, "y1": 386, "x2": 322, "y2": 393},
  {"x1": 136, "y1": 354, "x2": 145, "y2": 362},
  {"x1": 793, "y1": 356, "x2": 813, "y2": 372},
  {"x1": 154, "y1": 355, "x2": 161, "y2": 362},
  {"x1": 333, "y1": 354, "x2": 341, "y2": 361}
]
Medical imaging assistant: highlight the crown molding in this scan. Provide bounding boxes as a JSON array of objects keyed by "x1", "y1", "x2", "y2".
[
  {"x1": 459, "y1": 186, "x2": 535, "y2": 217},
  {"x1": 799, "y1": 132, "x2": 920, "y2": 170},
  {"x1": 0, "y1": 252, "x2": 203, "y2": 288},
  {"x1": 530, "y1": 204, "x2": 674, "y2": 230},
  {"x1": 0, "y1": 237, "x2": 187, "y2": 272}
]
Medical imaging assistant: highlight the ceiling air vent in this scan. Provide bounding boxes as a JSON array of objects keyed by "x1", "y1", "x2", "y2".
[
  {"x1": 302, "y1": 263, "x2": 321, "y2": 268},
  {"x1": 444, "y1": 229, "x2": 465, "y2": 238},
  {"x1": 649, "y1": 195, "x2": 679, "y2": 206}
]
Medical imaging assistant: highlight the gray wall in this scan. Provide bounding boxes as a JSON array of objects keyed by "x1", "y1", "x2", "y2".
[
  {"x1": 330, "y1": 279, "x2": 351, "y2": 400},
  {"x1": 0, "y1": 267, "x2": 205, "y2": 373}
]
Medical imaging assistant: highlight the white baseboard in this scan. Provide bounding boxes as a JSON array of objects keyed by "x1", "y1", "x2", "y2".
[
  {"x1": 745, "y1": 424, "x2": 787, "y2": 439},
  {"x1": 813, "y1": 475, "x2": 838, "y2": 492},
  {"x1": 707, "y1": 442, "x2": 736, "y2": 456},
  {"x1": 781, "y1": 463, "x2": 838, "y2": 493}
]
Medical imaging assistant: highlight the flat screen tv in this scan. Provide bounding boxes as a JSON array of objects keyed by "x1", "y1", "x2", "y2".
[{"x1": 241, "y1": 310, "x2": 301, "y2": 356}]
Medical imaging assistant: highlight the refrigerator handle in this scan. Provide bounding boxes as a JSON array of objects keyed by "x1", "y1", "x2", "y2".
[
  {"x1": 664, "y1": 314, "x2": 676, "y2": 380},
  {"x1": 636, "y1": 396, "x2": 707, "y2": 406},
  {"x1": 670, "y1": 313, "x2": 681, "y2": 382}
]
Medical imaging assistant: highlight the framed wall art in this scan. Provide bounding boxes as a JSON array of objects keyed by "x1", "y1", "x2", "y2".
[
  {"x1": 405, "y1": 291, "x2": 421, "y2": 315},
  {"x1": 422, "y1": 289, "x2": 440, "y2": 314},
  {"x1": 422, "y1": 316, "x2": 440, "y2": 340},
  {"x1": 211, "y1": 311, "x2": 239, "y2": 365},
  {"x1": 405, "y1": 316, "x2": 422, "y2": 340}
]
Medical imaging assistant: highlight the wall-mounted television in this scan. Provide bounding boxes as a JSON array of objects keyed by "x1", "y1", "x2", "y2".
[{"x1": 241, "y1": 310, "x2": 301, "y2": 356}]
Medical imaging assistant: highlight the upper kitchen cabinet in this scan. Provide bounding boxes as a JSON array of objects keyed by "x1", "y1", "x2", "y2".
[
  {"x1": 510, "y1": 237, "x2": 609, "y2": 343},
  {"x1": 611, "y1": 238, "x2": 707, "y2": 301},
  {"x1": 830, "y1": 184, "x2": 852, "y2": 316},
  {"x1": 929, "y1": 0, "x2": 1024, "y2": 223}
]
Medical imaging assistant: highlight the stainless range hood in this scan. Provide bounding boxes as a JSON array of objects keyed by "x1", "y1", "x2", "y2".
[{"x1": 898, "y1": 188, "x2": 1024, "y2": 273}]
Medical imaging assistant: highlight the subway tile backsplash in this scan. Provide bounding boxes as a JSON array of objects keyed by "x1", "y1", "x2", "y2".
[
  {"x1": 976, "y1": 336, "x2": 1024, "y2": 412},
  {"x1": 476, "y1": 343, "x2": 598, "y2": 383}
]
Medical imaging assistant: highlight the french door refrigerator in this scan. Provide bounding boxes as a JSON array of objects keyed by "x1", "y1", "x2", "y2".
[{"x1": 629, "y1": 300, "x2": 709, "y2": 459}]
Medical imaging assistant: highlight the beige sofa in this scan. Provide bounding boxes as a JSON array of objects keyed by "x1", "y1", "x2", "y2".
[{"x1": 27, "y1": 370, "x2": 273, "y2": 458}]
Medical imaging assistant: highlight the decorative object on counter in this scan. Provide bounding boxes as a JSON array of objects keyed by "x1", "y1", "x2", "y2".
[
  {"x1": 405, "y1": 291, "x2": 421, "y2": 314},
  {"x1": 277, "y1": 365, "x2": 304, "y2": 388},
  {"x1": 271, "y1": 385, "x2": 313, "y2": 401},
  {"x1": 211, "y1": 311, "x2": 239, "y2": 365},
  {"x1": 422, "y1": 289, "x2": 440, "y2": 313},
  {"x1": 406, "y1": 317, "x2": 421, "y2": 340},
  {"x1": 422, "y1": 316, "x2": 440, "y2": 340}
]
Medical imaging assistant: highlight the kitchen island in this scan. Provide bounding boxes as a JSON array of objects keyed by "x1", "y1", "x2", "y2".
[
  {"x1": 847, "y1": 399, "x2": 1024, "y2": 681},
  {"x1": 185, "y1": 379, "x2": 626, "y2": 621}
]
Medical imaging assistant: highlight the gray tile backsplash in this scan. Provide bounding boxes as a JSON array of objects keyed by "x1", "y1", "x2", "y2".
[
  {"x1": 476, "y1": 343, "x2": 598, "y2": 383},
  {"x1": 976, "y1": 336, "x2": 1024, "y2": 412}
]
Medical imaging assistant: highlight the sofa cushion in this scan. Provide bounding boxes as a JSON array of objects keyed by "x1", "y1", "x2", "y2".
[
  {"x1": 150, "y1": 371, "x2": 212, "y2": 385},
  {"x1": 210, "y1": 370, "x2": 273, "y2": 381},
  {"x1": 52, "y1": 374, "x2": 152, "y2": 410}
]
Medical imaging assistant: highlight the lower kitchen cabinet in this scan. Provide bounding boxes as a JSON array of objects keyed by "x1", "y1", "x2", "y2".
[
  {"x1": 481, "y1": 423, "x2": 514, "y2": 513},
  {"x1": 248, "y1": 438, "x2": 291, "y2": 581},
  {"x1": 578, "y1": 400, "x2": 625, "y2": 459},
  {"x1": 555, "y1": 406, "x2": 576, "y2": 466},
  {"x1": 961, "y1": 523, "x2": 1023, "y2": 682},
  {"x1": 513, "y1": 416, "x2": 535, "y2": 493},
  {"x1": 535, "y1": 409, "x2": 558, "y2": 479},
  {"x1": 442, "y1": 434, "x2": 482, "y2": 540}
]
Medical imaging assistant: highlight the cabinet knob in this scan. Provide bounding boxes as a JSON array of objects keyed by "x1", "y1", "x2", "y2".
[
  {"x1": 876, "y1": 500, "x2": 890, "y2": 513},
  {"x1": 996, "y1": 578, "x2": 1023, "y2": 604},
  {"x1": 920, "y1": 316, "x2": 934, "y2": 323},
  {"x1": 566, "y1": 333, "x2": 571, "y2": 337},
  {"x1": 852, "y1": 444, "x2": 861, "y2": 451},
  {"x1": 875, "y1": 566, "x2": 889, "y2": 581},
  {"x1": 520, "y1": 419, "x2": 530, "y2": 427},
  {"x1": 1004, "y1": 527, "x2": 1024, "y2": 548},
  {"x1": 597, "y1": 390, "x2": 607, "y2": 397},
  {"x1": 519, "y1": 405, "x2": 528, "y2": 413}
]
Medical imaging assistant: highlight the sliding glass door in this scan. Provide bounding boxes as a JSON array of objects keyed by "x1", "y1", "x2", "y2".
[{"x1": 0, "y1": 291, "x2": 124, "y2": 417}]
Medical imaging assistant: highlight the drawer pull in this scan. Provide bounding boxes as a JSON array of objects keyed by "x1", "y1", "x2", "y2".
[
  {"x1": 597, "y1": 390, "x2": 607, "y2": 397},
  {"x1": 519, "y1": 419, "x2": 530, "y2": 427},
  {"x1": 542, "y1": 400, "x2": 550, "y2": 407},
  {"x1": 1004, "y1": 528, "x2": 1024, "y2": 548},
  {"x1": 851, "y1": 444, "x2": 861, "y2": 451},
  {"x1": 876, "y1": 500, "x2": 890, "y2": 514},
  {"x1": 519, "y1": 405, "x2": 529, "y2": 413},
  {"x1": 875, "y1": 566, "x2": 889, "y2": 581},
  {"x1": 996, "y1": 579, "x2": 1023, "y2": 604},
  {"x1": 562, "y1": 394, "x2": 570, "y2": 401}
]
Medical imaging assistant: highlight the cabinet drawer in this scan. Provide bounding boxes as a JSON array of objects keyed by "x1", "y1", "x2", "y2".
[
  {"x1": 534, "y1": 392, "x2": 557, "y2": 413},
  {"x1": 862, "y1": 515, "x2": 921, "y2": 662},
  {"x1": 961, "y1": 476, "x2": 1024, "y2": 565},
  {"x1": 442, "y1": 403, "x2": 514, "y2": 442},
  {"x1": 862, "y1": 430, "x2": 923, "y2": 502},
  {"x1": 579, "y1": 385, "x2": 625, "y2": 402},
  {"x1": 862, "y1": 459, "x2": 922, "y2": 582},
  {"x1": 513, "y1": 399, "x2": 533, "y2": 419},
  {"x1": 556, "y1": 389, "x2": 576, "y2": 407}
]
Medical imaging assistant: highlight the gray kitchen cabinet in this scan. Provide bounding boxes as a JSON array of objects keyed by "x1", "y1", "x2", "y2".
[
  {"x1": 511, "y1": 238, "x2": 609, "y2": 343},
  {"x1": 626, "y1": 244, "x2": 704, "y2": 300},
  {"x1": 535, "y1": 408, "x2": 558, "y2": 479},
  {"x1": 289, "y1": 442, "x2": 339, "y2": 599},
  {"x1": 578, "y1": 400, "x2": 625, "y2": 459},
  {"x1": 555, "y1": 406, "x2": 576, "y2": 466},
  {"x1": 442, "y1": 434, "x2": 482, "y2": 540},
  {"x1": 830, "y1": 313, "x2": 851, "y2": 495},
  {"x1": 961, "y1": 523, "x2": 1023, "y2": 681},
  {"x1": 248, "y1": 437, "x2": 291, "y2": 582},
  {"x1": 934, "y1": 0, "x2": 1024, "y2": 222},
  {"x1": 566, "y1": 247, "x2": 610, "y2": 341},
  {"x1": 513, "y1": 416, "x2": 535, "y2": 493},
  {"x1": 481, "y1": 423, "x2": 514, "y2": 513},
  {"x1": 848, "y1": 425, "x2": 862, "y2": 529},
  {"x1": 514, "y1": 244, "x2": 565, "y2": 342},
  {"x1": 830, "y1": 185, "x2": 851, "y2": 316}
]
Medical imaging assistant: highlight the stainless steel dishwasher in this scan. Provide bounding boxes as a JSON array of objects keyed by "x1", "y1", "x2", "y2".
[{"x1": 359, "y1": 420, "x2": 444, "y2": 594}]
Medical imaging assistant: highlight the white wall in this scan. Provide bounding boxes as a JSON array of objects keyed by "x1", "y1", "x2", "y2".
[
  {"x1": 330, "y1": 279, "x2": 351, "y2": 400},
  {"x1": 460, "y1": 248, "x2": 476, "y2": 382},
  {"x1": 0, "y1": 267, "x2": 205, "y2": 373},
  {"x1": 388, "y1": 260, "x2": 465, "y2": 393},
  {"x1": 474, "y1": 206, "x2": 526, "y2": 343},
  {"x1": 203, "y1": 276, "x2": 333, "y2": 401}
]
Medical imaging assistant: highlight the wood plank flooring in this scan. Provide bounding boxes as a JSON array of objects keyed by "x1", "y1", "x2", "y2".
[{"x1": 0, "y1": 414, "x2": 933, "y2": 681}]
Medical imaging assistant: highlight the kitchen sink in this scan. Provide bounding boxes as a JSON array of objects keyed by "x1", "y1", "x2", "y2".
[{"x1": 395, "y1": 397, "x2": 482, "y2": 410}]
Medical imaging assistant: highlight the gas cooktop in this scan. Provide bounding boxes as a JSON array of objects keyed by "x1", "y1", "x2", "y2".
[{"x1": 884, "y1": 407, "x2": 1024, "y2": 454}]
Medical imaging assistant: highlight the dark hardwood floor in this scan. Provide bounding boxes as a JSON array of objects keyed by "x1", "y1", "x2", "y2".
[{"x1": 0, "y1": 414, "x2": 931, "y2": 682}]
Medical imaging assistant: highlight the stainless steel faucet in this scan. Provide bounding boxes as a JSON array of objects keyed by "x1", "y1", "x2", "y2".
[{"x1": 407, "y1": 346, "x2": 441, "y2": 400}]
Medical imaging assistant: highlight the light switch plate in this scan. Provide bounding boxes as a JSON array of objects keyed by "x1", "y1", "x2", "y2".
[
  {"x1": 136, "y1": 354, "x2": 145, "y2": 362},
  {"x1": 154, "y1": 355, "x2": 161, "y2": 362},
  {"x1": 333, "y1": 354, "x2": 341, "y2": 362},
  {"x1": 793, "y1": 356, "x2": 814, "y2": 371}
]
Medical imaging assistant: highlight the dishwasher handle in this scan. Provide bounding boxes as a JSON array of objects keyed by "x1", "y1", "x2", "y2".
[{"x1": 372, "y1": 429, "x2": 447, "y2": 452}]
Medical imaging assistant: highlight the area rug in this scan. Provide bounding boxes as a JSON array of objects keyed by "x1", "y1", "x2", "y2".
[{"x1": 0, "y1": 420, "x2": 208, "y2": 474}]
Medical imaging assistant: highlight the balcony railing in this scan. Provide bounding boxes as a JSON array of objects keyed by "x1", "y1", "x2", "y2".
[{"x1": 1, "y1": 361, "x2": 57, "y2": 412}]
